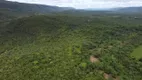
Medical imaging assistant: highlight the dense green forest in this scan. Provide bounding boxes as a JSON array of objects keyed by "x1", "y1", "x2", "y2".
[
  {"x1": 0, "y1": 14, "x2": 142, "y2": 80},
  {"x1": 0, "y1": 1, "x2": 142, "y2": 80}
]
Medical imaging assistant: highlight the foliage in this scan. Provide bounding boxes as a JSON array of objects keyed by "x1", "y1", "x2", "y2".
[{"x1": 0, "y1": 13, "x2": 142, "y2": 80}]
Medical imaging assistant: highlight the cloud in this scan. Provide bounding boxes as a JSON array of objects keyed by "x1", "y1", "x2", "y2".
[{"x1": 7, "y1": 0, "x2": 142, "y2": 9}]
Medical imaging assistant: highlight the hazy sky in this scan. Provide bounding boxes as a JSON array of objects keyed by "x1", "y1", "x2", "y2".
[{"x1": 7, "y1": 0, "x2": 142, "y2": 9}]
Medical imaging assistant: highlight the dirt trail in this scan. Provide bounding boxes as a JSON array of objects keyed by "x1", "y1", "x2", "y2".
[
  {"x1": 90, "y1": 55, "x2": 99, "y2": 63},
  {"x1": 89, "y1": 55, "x2": 119, "y2": 80}
]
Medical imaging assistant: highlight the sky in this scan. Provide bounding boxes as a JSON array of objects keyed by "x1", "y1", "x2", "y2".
[{"x1": 7, "y1": 0, "x2": 142, "y2": 9}]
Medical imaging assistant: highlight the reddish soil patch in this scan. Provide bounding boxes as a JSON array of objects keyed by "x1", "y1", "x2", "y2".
[
  {"x1": 103, "y1": 73, "x2": 120, "y2": 80},
  {"x1": 113, "y1": 76, "x2": 120, "y2": 80},
  {"x1": 90, "y1": 55, "x2": 99, "y2": 63},
  {"x1": 103, "y1": 73, "x2": 111, "y2": 80}
]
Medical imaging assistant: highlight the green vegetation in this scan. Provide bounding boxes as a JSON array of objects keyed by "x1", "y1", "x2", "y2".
[
  {"x1": 131, "y1": 46, "x2": 142, "y2": 59},
  {"x1": 0, "y1": 1, "x2": 142, "y2": 79},
  {"x1": 0, "y1": 14, "x2": 142, "y2": 80}
]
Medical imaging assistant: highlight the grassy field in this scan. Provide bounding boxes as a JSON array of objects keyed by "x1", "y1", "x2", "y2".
[{"x1": 131, "y1": 46, "x2": 142, "y2": 59}]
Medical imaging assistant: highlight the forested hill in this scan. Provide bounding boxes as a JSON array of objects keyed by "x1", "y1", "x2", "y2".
[
  {"x1": 0, "y1": 0, "x2": 74, "y2": 16},
  {"x1": 111, "y1": 7, "x2": 142, "y2": 13},
  {"x1": 0, "y1": 0, "x2": 142, "y2": 80},
  {"x1": 0, "y1": 14, "x2": 142, "y2": 80}
]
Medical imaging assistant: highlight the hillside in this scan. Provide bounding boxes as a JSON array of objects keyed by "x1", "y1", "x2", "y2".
[
  {"x1": 0, "y1": 1, "x2": 142, "y2": 80},
  {"x1": 0, "y1": 14, "x2": 142, "y2": 80},
  {"x1": 81, "y1": 7, "x2": 142, "y2": 14},
  {"x1": 0, "y1": 0, "x2": 74, "y2": 16},
  {"x1": 112, "y1": 7, "x2": 142, "y2": 13}
]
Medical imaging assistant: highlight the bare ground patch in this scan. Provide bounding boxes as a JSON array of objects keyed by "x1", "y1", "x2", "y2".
[
  {"x1": 90, "y1": 55, "x2": 100, "y2": 63},
  {"x1": 103, "y1": 73, "x2": 112, "y2": 80},
  {"x1": 103, "y1": 73, "x2": 120, "y2": 80}
]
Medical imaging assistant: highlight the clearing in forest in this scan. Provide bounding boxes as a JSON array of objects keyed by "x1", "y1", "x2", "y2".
[{"x1": 131, "y1": 45, "x2": 142, "y2": 59}]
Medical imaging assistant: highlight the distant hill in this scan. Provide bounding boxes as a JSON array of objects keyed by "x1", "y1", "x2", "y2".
[
  {"x1": 81, "y1": 7, "x2": 142, "y2": 14},
  {"x1": 0, "y1": 0, "x2": 74, "y2": 16},
  {"x1": 112, "y1": 7, "x2": 142, "y2": 13}
]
